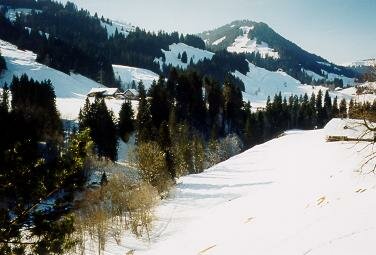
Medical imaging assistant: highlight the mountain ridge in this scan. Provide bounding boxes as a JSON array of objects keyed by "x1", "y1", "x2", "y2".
[{"x1": 198, "y1": 20, "x2": 359, "y2": 86}]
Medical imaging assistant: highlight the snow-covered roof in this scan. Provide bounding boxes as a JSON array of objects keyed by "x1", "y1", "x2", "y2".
[
  {"x1": 125, "y1": 89, "x2": 139, "y2": 95},
  {"x1": 87, "y1": 87, "x2": 119, "y2": 96},
  {"x1": 324, "y1": 118, "x2": 375, "y2": 140}
]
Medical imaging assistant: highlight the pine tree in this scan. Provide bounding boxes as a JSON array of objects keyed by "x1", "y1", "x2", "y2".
[
  {"x1": 309, "y1": 93, "x2": 317, "y2": 128},
  {"x1": 348, "y1": 99, "x2": 355, "y2": 118},
  {"x1": 339, "y1": 98, "x2": 347, "y2": 119},
  {"x1": 332, "y1": 96, "x2": 339, "y2": 118},
  {"x1": 316, "y1": 90, "x2": 324, "y2": 128},
  {"x1": 79, "y1": 97, "x2": 118, "y2": 160},
  {"x1": 323, "y1": 90, "x2": 332, "y2": 123},
  {"x1": 0, "y1": 83, "x2": 9, "y2": 113},
  {"x1": 136, "y1": 82, "x2": 153, "y2": 143},
  {"x1": 181, "y1": 51, "x2": 188, "y2": 64},
  {"x1": 149, "y1": 78, "x2": 170, "y2": 129},
  {"x1": 118, "y1": 100, "x2": 134, "y2": 142}
]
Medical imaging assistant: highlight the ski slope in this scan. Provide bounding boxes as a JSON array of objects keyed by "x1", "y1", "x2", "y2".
[
  {"x1": 113, "y1": 64, "x2": 159, "y2": 90},
  {"x1": 155, "y1": 43, "x2": 214, "y2": 70},
  {"x1": 85, "y1": 119, "x2": 376, "y2": 255}
]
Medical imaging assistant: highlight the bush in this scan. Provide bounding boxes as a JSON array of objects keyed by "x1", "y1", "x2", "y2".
[
  {"x1": 205, "y1": 134, "x2": 243, "y2": 168},
  {"x1": 75, "y1": 172, "x2": 158, "y2": 254},
  {"x1": 130, "y1": 142, "x2": 172, "y2": 194}
]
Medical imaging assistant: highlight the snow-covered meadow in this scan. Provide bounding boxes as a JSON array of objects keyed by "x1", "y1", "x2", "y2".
[{"x1": 84, "y1": 118, "x2": 376, "y2": 255}]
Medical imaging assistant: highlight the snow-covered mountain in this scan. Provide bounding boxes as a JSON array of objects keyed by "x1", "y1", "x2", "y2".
[
  {"x1": 85, "y1": 118, "x2": 376, "y2": 255},
  {"x1": 198, "y1": 20, "x2": 358, "y2": 86},
  {"x1": 232, "y1": 61, "x2": 365, "y2": 108},
  {"x1": 204, "y1": 22, "x2": 279, "y2": 59},
  {"x1": 344, "y1": 58, "x2": 376, "y2": 67}
]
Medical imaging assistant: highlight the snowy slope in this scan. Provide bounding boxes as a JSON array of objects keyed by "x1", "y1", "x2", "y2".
[
  {"x1": 0, "y1": 39, "x2": 104, "y2": 98},
  {"x1": 155, "y1": 43, "x2": 214, "y2": 70},
  {"x1": 232, "y1": 61, "x2": 364, "y2": 109},
  {"x1": 322, "y1": 70, "x2": 355, "y2": 87},
  {"x1": 227, "y1": 26, "x2": 279, "y2": 59},
  {"x1": 301, "y1": 68, "x2": 355, "y2": 87},
  {"x1": 234, "y1": 61, "x2": 301, "y2": 105},
  {"x1": 112, "y1": 64, "x2": 159, "y2": 90},
  {"x1": 344, "y1": 59, "x2": 376, "y2": 67},
  {"x1": 212, "y1": 36, "x2": 226, "y2": 46},
  {"x1": 100, "y1": 20, "x2": 135, "y2": 38},
  {"x1": 0, "y1": 39, "x2": 133, "y2": 121},
  {"x1": 86, "y1": 119, "x2": 376, "y2": 255}
]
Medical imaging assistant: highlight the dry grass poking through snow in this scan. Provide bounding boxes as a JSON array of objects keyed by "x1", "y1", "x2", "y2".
[{"x1": 72, "y1": 169, "x2": 158, "y2": 255}]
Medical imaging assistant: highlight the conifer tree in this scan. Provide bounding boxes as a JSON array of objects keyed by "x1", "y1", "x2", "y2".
[
  {"x1": 118, "y1": 100, "x2": 135, "y2": 142},
  {"x1": 79, "y1": 97, "x2": 118, "y2": 160},
  {"x1": 348, "y1": 99, "x2": 355, "y2": 118},
  {"x1": 339, "y1": 98, "x2": 347, "y2": 119},
  {"x1": 316, "y1": 90, "x2": 324, "y2": 128},
  {"x1": 181, "y1": 51, "x2": 188, "y2": 64},
  {"x1": 323, "y1": 90, "x2": 332, "y2": 122},
  {"x1": 136, "y1": 82, "x2": 152, "y2": 143},
  {"x1": 0, "y1": 83, "x2": 9, "y2": 113},
  {"x1": 309, "y1": 93, "x2": 317, "y2": 127},
  {"x1": 332, "y1": 96, "x2": 339, "y2": 118}
]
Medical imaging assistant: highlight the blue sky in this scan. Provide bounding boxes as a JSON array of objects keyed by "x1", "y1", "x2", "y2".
[{"x1": 60, "y1": 0, "x2": 376, "y2": 64}]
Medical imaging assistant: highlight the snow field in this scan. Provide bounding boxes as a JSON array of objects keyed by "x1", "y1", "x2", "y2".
[
  {"x1": 227, "y1": 26, "x2": 279, "y2": 59},
  {"x1": 155, "y1": 43, "x2": 214, "y2": 70},
  {"x1": 85, "y1": 119, "x2": 376, "y2": 254},
  {"x1": 113, "y1": 64, "x2": 159, "y2": 91}
]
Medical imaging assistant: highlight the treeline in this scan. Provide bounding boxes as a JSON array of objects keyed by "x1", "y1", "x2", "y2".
[
  {"x1": 131, "y1": 70, "x2": 245, "y2": 193},
  {"x1": 0, "y1": 8, "x2": 116, "y2": 86},
  {"x1": 0, "y1": 0, "x2": 207, "y2": 84},
  {"x1": 348, "y1": 98, "x2": 376, "y2": 121},
  {"x1": 0, "y1": 75, "x2": 92, "y2": 254},
  {"x1": 188, "y1": 50, "x2": 249, "y2": 90},
  {"x1": 243, "y1": 90, "x2": 349, "y2": 147}
]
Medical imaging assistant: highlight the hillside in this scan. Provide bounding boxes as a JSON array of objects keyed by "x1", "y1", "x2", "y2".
[
  {"x1": 0, "y1": 39, "x2": 103, "y2": 98},
  {"x1": 0, "y1": 39, "x2": 135, "y2": 120},
  {"x1": 199, "y1": 20, "x2": 358, "y2": 86},
  {"x1": 85, "y1": 118, "x2": 376, "y2": 255}
]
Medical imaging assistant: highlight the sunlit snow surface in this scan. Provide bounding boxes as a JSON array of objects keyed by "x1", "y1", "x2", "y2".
[
  {"x1": 85, "y1": 119, "x2": 376, "y2": 255},
  {"x1": 227, "y1": 26, "x2": 279, "y2": 59},
  {"x1": 0, "y1": 39, "x2": 139, "y2": 120},
  {"x1": 100, "y1": 20, "x2": 135, "y2": 38},
  {"x1": 155, "y1": 43, "x2": 214, "y2": 70},
  {"x1": 113, "y1": 64, "x2": 159, "y2": 91},
  {"x1": 233, "y1": 61, "x2": 372, "y2": 109}
]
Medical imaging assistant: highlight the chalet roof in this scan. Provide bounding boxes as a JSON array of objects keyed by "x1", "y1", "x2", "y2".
[
  {"x1": 125, "y1": 89, "x2": 139, "y2": 96},
  {"x1": 88, "y1": 88, "x2": 119, "y2": 96}
]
